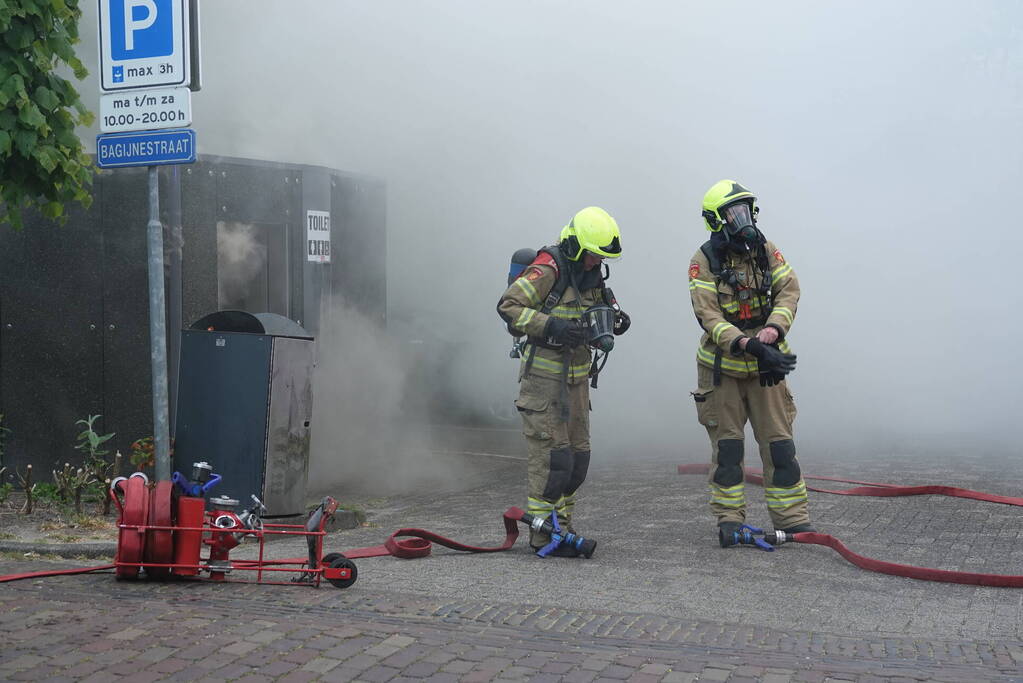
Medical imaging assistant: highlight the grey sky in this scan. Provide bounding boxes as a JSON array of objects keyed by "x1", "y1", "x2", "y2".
[{"x1": 79, "y1": 2, "x2": 1023, "y2": 460}]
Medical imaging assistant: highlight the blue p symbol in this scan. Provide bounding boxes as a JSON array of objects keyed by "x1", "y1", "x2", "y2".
[{"x1": 110, "y1": 0, "x2": 173, "y2": 60}]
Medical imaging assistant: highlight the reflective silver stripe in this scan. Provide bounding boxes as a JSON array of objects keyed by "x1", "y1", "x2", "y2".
[
  {"x1": 515, "y1": 308, "x2": 537, "y2": 329},
  {"x1": 712, "y1": 322, "x2": 733, "y2": 345},
  {"x1": 528, "y1": 497, "x2": 555, "y2": 512},
  {"x1": 772, "y1": 306, "x2": 794, "y2": 324},
  {"x1": 765, "y1": 482, "x2": 808, "y2": 508},
  {"x1": 514, "y1": 277, "x2": 540, "y2": 304},
  {"x1": 697, "y1": 346, "x2": 757, "y2": 373},
  {"x1": 721, "y1": 296, "x2": 769, "y2": 313},
  {"x1": 709, "y1": 483, "x2": 745, "y2": 507},
  {"x1": 771, "y1": 264, "x2": 793, "y2": 283},
  {"x1": 690, "y1": 279, "x2": 717, "y2": 293},
  {"x1": 524, "y1": 354, "x2": 591, "y2": 380}
]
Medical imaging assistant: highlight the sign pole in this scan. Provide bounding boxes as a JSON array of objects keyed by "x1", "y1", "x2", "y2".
[{"x1": 147, "y1": 165, "x2": 171, "y2": 481}]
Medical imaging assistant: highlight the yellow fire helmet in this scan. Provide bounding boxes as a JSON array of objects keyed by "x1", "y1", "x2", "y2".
[
  {"x1": 559, "y1": 206, "x2": 623, "y2": 261},
  {"x1": 702, "y1": 179, "x2": 757, "y2": 232}
]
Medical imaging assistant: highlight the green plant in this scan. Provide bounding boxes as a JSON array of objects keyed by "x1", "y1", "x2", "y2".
[
  {"x1": 15, "y1": 463, "x2": 35, "y2": 513},
  {"x1": 74, "y1": 414, "x2": 115, "y2": 481},
  {"x1": 129, "y1": 437, "x2": 172, "y2": 472},
  {"x1": 0, "y1": 464, "x2": 11, "y2": 503},
  {"x1": 33, "y1": 481, "x2": 62, "y2": 505},
  {"x1": 0, "y1": 0, "x2": 94, "y2": 230},
  {"x1": 129, "y1": 436, "x2": 154, "y2": 471},
  {"x1": 75, "y1": 414, "x2": 114, "y2": 459},
  {"x1": 52, "y1": 462, "x2": 95, "y2": 514}
]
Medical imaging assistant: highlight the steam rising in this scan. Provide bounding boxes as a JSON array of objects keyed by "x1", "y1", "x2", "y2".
[
  {"x1": 74, "y1": 2, "x2": 1023, "y2": 481},
  {"x1": 216, "y1": 221, "x2": 267, "y2": 310}
]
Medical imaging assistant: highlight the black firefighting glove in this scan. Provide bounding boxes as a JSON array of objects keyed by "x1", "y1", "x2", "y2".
[
  {"x1": 744, "y1": 338, "x2": 797, "y2": 386},
  {"x1": 544, "y1": 317, "x2": 585, "y2": 347},
  {"x1": 613, "y1": 310, "x2": 631, "y2": 336}
]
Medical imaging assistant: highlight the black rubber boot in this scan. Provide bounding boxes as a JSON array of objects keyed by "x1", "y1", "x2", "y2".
[
  {"x1": 718, "y1": 521, "x2": 742, "y2": 548},
  {"x1": 777, "y1": 523, "x2": 817, "y2": 534},
  {"x1": 530, "y1": 544, "x2": 580, "y2": 558}
]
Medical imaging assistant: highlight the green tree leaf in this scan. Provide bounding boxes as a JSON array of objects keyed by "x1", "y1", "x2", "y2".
[
  {"x1": 1, "y1": 0, "x2": 92, "y2": 230},
  {"x1": 33, "y1": 85, "x2": 58, "y2": 111},
  {"x1": 41, "y1": 201, "x2": 63, "y2": 218}
]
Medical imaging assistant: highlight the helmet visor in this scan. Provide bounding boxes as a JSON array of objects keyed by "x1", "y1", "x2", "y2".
[{"x1": 721, "y1": 202, "x2": 753, "y2": 232}]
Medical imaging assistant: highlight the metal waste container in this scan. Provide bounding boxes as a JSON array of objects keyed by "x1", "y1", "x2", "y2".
[{"x1": 174, "y1": 310, "x2": 314, "y2": 516}]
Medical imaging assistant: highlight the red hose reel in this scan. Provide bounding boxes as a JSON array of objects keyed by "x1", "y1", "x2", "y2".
[{"x1": 109, "y1": 473, "x2": 356, "y2": 588}]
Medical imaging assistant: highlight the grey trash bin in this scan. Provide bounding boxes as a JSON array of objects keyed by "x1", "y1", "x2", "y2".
[{"x1": 174, "y1": 310, "x2": 314, "y2": 517}]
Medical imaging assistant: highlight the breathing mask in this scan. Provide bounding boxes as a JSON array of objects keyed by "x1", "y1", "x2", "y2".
[
  {"x1": 582, "y1": 304, "x2": 615, "y2": 353},
  {"x1": 721, "y1": 201, "x2": 762, "y2": 248}
]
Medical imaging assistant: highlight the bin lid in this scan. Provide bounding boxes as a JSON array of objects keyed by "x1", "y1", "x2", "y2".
[{"x1": 189, "y1": 311, "x2": 313, "y2": 339}]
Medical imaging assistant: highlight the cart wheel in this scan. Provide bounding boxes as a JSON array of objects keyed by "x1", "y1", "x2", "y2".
[
  {"x1": 327, "y1": 556, "x2": 357, "y2": 589},
  {"x1": 321, "y1": 552, "x2": 345, "y2": 566}
]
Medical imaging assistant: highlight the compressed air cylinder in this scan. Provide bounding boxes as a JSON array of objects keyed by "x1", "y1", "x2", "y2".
[
  {"x1": 508, "y1": 248, "x2": 538, "y2": 285},
  {"x1": 172, "y1": 496, "x2": 205, "y2": 576}
]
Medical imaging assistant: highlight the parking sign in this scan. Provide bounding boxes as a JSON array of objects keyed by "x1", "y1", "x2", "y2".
[{"x1": 98, "y1": 0, "x2": 190, "y2": 91}]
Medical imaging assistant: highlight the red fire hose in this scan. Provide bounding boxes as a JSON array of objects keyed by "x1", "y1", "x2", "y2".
[
  {"x1": 678, "y1": 463, "x2": 1023, "y2": 587},
  {"x1": 342, "y1": 507, "x2": 524, "y2": 559},
  {"x1": 0, "y1": 507, "x2": 526, "y2": 583}
]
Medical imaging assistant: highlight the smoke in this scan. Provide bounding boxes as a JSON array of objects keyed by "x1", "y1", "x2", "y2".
[
  {"x1": 74, "y1": 1, "x2": 1023, "y2": 467},
  {"x1": 307, "y1": 299, "x2": 515, "y2": 498},
  {"x1": 215, "y1": 221, "x2": 266, "y2": 310}
]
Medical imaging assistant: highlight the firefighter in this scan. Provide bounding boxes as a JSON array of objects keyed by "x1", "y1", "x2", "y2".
[
  {"x1": 497, "y1": 207, "x2": 629, "y2": 556},
  {"x1": 688, "y1": 180, "x2": 815, "y2": 545}
]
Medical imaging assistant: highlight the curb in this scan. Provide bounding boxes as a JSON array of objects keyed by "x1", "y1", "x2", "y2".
[
  {"x1": 0, "y1": 509, "x2": 362, "y2": 560},
  {"x1": 0, "y1": 540, "x2": 116, "y2": 559}
]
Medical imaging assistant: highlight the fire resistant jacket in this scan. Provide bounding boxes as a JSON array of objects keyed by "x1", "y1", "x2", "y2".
[
  {"x1": 498, "y1": 259, "x2": 603, "y2": 384},
  {"x1": 689, "y1": 239, "x2": 799, "y2": 380}
]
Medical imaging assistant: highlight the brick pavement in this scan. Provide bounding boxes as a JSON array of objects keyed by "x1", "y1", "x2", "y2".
[
  {"x1": 1, "y1": 567, "x2": 1021, "y2": 682},
  {"x1": 2, "y1": 448, "x2": 1023, "y2": 681}
]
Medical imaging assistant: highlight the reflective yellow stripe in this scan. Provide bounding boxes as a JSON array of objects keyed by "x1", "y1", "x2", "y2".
[
  {"x1": 772, "y1": 306, "x2": 794, "y2": 324},
  {"x1": 709, "y1": 482, "x2": 745, "y2": 507},
  {"x1": 549, "y1": 304, "x2": 583, "y2": 319},
  {"x1": 527, "y1": 497, "x2": 555, "y2": 515},
  {"x1": 711, "y1": 322, "x2": 733, "y2": 345},
  {"x1": 765, "y1": 482, "x2": 808, "y2": 508},
  {"x1": 515, "y1": 308, "x2": 537, "y2": 329},
  {"x1": 721, "y1": 296, "x2": 769, "y2": 313},
  {"x1": 514, "y1": 277, "x2": 540, "y2": 304},
  {"x1": 689, "y1": 279, "x2": 717, "y2": 293},
  {"x1": 697, "y1": 346, "x2": 757, "y2": 373},
  {"x1": 556, "y1": 494, "x2": 575, "y2": 517},
  {"x1": 778, "y1": 339, "x2": 791, "y2": 353},
  {"x1": 771, "y1": 264, "x2": 793, "y2": 284},
  {"x1": 524, "y1": 354, "x2": 591, "y2": 380}
]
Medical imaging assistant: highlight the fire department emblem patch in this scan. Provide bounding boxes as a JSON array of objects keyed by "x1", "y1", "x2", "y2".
[
  {"x1": 689, "y1": 263, "x2": 700, "y2": 280},
  {"x1": 526, "y1": 267, "x2": 543, "y2": 281},
  {"x1": 773, "y1": 249, "x2": 785, "y2": 264}
]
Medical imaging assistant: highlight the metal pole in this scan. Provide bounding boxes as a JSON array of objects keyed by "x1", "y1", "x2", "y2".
[
  {"x1": 167, "y1": 166, "x2": 183, "y2": 439},
  {"x1": 147, "y1": 166, "x2": 171, "y2": 481}
]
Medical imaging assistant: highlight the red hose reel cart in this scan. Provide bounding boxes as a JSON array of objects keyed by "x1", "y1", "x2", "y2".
[{"x1": 110, "y1": 464, "x2": 357, "y2": 588}]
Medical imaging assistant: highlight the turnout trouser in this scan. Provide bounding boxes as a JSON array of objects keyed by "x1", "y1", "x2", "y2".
[
  {"x1": 692, "y1": 364, "x2": 810, "y2": 530},
  {"x1": 515, "y1": 374, "x2": 591, "y2": 547}
]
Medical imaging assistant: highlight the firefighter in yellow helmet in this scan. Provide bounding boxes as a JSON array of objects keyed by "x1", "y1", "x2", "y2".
[
  {"x1": 497, "y1": 207, "x2": 630, "y2": 556},
  {"x1": 688, "y1": 180, "x2": 815, "y2": 546}
]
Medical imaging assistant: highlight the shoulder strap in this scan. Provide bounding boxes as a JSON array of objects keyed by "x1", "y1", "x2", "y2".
[
  {"x1": 538, "y1": 245, "x2": 571, "y2": 313},
  {"x1": 699, "y1": 240, "x2": 723, "y2": 277}
]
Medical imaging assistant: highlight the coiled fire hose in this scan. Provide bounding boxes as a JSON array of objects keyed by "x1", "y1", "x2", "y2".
[
  {"x1": 678, "y1": 463, "x2": 1023, "y2": 587},
  {"x1": 0, "y1": 507, "x2": 532, "y2": 583}
]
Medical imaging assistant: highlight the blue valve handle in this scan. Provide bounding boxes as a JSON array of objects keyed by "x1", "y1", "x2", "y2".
[
  {"x1": 536, "y1": 511, "x2": 589, "y2": 557},
  {"x1": 728, "y1": 524, "x2": 775, "y2": 552},
  {"x1": 172, "y1": 471, "x2": 222, "y2": 497}
]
